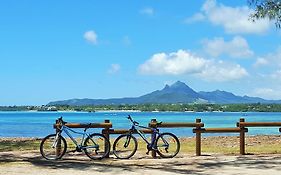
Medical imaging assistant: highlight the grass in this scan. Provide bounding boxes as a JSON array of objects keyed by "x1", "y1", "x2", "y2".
[
  {"x1": 1, "y1": 135, "x2": 281, "y2": 155},
  {"x1": 0, "y1": 138, "x2": 41, "y2": 152}
]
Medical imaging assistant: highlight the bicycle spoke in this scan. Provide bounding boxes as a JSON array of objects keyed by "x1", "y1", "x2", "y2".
[
  {"x1": 84, "y1": 133, "x2": 110, "y2": 160},
  {"x1": 40, "y1": 134, "x2": 67, "y2": 160},
  {"x1": 156, "y1": 133, "x2": 180, "y2": 158},
  {"x1": 113, "y1": 134, "x2": 137, "y2": 159}
]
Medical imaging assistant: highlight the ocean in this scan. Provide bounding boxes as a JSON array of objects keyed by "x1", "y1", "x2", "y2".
[{"x1": 0, "y1": 111, "x2": 280, "y2": 137}]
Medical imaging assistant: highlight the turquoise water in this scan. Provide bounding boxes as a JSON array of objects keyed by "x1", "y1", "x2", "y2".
[{"x1": 0, "y1": 111, "x2": 281, "y2": 137}]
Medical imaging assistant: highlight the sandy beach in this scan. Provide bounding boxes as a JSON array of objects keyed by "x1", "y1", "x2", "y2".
[
  {"x1": 1, "y1": 150, "x2": 281, "y2": 175},
  {"x1": 1, "y1": 136, "x2": 281, "y2": 174}
]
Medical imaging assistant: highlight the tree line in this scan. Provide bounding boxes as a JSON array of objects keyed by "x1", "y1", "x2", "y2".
[{"x1": 2, "y1": 103, "x2": 281, "y2": 112}]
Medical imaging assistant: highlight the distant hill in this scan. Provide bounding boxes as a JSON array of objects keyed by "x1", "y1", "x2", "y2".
[{"x1": 47, "y1": 81, "x2": 281, "y2": 106}]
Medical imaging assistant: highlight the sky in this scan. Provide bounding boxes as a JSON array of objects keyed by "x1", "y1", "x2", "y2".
[{"x1": 0, "y1": 0, "x2": 281, "y2": 105}]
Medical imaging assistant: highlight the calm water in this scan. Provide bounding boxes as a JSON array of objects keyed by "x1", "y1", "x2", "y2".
[{"x1": 0, "y1": 111, "x2": 281, "y2": 137}]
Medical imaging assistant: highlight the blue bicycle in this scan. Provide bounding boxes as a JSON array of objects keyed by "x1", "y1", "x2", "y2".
[
  {"x1": 112, "y1": 115, "x2": 180, "y2": 159},
  {"x1": 40, "y1": 117, "x2": 110, "y2": 160}
]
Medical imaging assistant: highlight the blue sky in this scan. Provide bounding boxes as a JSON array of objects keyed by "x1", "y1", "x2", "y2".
[{"x1": 0, "y1": 0, "x2": 281, "y2": 105}]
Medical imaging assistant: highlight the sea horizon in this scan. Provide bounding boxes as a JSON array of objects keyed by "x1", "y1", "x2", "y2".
[{"x1": 1, "y1": 111, "x2": 281, "y2": 138}]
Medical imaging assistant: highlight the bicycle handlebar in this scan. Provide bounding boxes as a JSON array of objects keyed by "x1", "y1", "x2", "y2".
[
  {"x1": 57, "y1": 117, "x2": 67, "y2": 125},
  {"x1": 127, "y1": 115, "x2": 139, "y2": 125}
]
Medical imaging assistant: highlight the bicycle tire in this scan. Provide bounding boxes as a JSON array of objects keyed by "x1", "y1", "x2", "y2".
[
  {"x1": 113, "y1": 134, "x2": 138, "y2": 159},
  {"x1": 83, "y1": 133, "x2": 111, "y2": 160},
  {"x1": 156, "y1": 132, "x2": 180, "y2": 158},
  {"x1": 40, "y1": 134, "x2": 67, "y2": 160}
]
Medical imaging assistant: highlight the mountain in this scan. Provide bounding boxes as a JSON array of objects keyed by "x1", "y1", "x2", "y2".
[
  {"x1": 47, "y1": 81, "x2": 281, "y2": 106},
  {"x1": 198, "y1": 90, "x2": 253, "y2": 104},
  {"x1": 137, "y1": 81, "x2": 202, "y2": 104}
]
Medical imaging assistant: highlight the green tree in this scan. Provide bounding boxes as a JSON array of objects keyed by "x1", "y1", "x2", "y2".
[{"x1": 249, "y1": 0, "x2": 281, "y2": 28}]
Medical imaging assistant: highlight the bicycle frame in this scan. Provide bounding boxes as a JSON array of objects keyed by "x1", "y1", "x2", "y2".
[
  {"x1": 125, "y1": 115, "x2": 171, "y2": 152},
  {"x1": 129, "y1": 123, "x2": 159, "y2": 148},
  {"x1": 56, "y1": 125, "x2": 96, "y2": 150}
]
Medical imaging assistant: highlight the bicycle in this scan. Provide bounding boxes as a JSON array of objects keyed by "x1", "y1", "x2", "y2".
[
  {"x1": 112, "y1": 115, "x2": 180, "y2": 159},
  {"x1": 40, "y1": 117, "x2": 110, "y2": 160}
]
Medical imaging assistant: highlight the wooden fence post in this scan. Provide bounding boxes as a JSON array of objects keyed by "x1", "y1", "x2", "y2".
[
  {"x1": 55, "y1": 119, "x2": 61, "y2": 157},
  {"x1": 239, "y1": 118, "x2": 245, "y2": 155},
  {"x1": 195, "y1": 118, "x2": 201, "y2": 156},
  {"x1": 151, "y1": 118, "x2": 157, "y2": 158},
  {"x1": 104, "y1": 119, "x2": 110, "y2": 158}
]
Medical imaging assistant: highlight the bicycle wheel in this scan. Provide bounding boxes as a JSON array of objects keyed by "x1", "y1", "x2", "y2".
[
  {"x1": 113, "y1": 134, "x2": 137, "y2": 159},
  {"x1": 156, "y1": 132, "x2": 180, "y2": 158},
  {"x1": 40, "y1": 134, "x2": 67, "y2": 160},
  {"x1": 83, "y1": 133, "x2": 110, "y2": 160}
]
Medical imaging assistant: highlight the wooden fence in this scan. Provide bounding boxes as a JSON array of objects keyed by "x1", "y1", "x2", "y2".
[
  {"x1": 237, "y1": 118, "x2": 281, "y2": 155},
  {"x1": 53, "y1": 118, "x2": 281, "y2": 158},
  {"x1": 53, "y1": 119, "x2": 112, "y2": 156}
]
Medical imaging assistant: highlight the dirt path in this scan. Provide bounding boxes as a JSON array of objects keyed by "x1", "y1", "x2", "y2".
[{"x1": 1, "y1": 151, "x2": 281, "y2": 175}]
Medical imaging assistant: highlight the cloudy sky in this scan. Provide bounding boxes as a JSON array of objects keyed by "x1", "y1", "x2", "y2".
[{"x1": 0, "y1": 0, "x2": 281, "y2": 105}]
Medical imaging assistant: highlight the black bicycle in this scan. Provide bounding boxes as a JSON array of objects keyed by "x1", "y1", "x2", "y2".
[
  {"x1": 40, "y1": 117, "x2": 110, "y2": 160},
  {"x1": 112, "y1": 115, "x2": 180, "y2": 159}
]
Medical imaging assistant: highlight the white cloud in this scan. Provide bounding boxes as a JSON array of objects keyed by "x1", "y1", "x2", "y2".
[
  {"x1": 84, "y1": 30, "x2": 98, "y2": 44},
  {"x1": 138, "y1": 49, "x2": 248, "y2": 82},
  {"x1": 254, "y1": 46, "x2": 281, "y2": 68},
  {"x1": 184, "y1": 13, "x2": 205, "y2": 23},
  {"x1": 188, "y1": 0, "x2": 271, "y2": 34},
  {"x1": 138, "y1": 50, "x2": 207, "y2": 75},
  {"x1": 252, "y1": 88, "x2": 281, "y2": 100},
  {"x1": 266, "y1": 46, "x2": 281, "y2": 67},
  {"x1": 198, "y1": 60, "x2": 249, "y2": 82},
  {"x1": 203, "y1": 36, "x2": 254, "y2": 58},
  {"x1": 253, "y1": 57, "x2": 269, "y2": 68},
  {"x1": 108, "y1": 64, "x2": 121, "y2": 74},
  {"x1": 140, "y1": 7, "x2": 154, "y2": 16}
]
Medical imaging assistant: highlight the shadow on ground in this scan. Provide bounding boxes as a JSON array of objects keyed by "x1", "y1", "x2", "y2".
[{"x1": 1, "y1": 151, "x2": 281, "y2": 175}]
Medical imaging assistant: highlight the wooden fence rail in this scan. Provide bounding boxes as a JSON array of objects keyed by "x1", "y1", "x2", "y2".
[
  {"x1": 102, "y1": 129, "x2": 153, "y2": 134},
  {"x1": 237, "y1": 118, "x2": 281, "y2": 155},
  {"x1": 149, "y1": 119, "x2": 204, "y2": 157},
  {"x1": 53, "y1": 117, "x2": 281, "y2": 158},
  {"x1": 53, "y1": 123, "x2": 112, "y2": 129},
  {"x1": 149, "y1": 122, "x2": 204, "y2": 128},
  {"x1": 193, "y1": 128, "x2": 248, "y2": 133},
  {"x1": 238, "y1": 122, "x2": 281, "y2": 127},
  {"x1": 192, "y1": 118, "x2": 248, "y2": 156}
]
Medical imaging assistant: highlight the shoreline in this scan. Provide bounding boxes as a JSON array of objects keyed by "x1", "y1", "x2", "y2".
[
  {"x1": 1, "y1": 110, "x2": 281, "y2": 113},
  {"x1": 1, "y1": 134, "x2": 281, "y2": 139},
  {"x1": 1, "y1": 135, "x2": 281, "y2": 155}
]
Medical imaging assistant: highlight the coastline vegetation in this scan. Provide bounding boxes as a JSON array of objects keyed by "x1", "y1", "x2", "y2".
[{"x1": 2, "y1": 103, "x2": 281, "y2": 112}]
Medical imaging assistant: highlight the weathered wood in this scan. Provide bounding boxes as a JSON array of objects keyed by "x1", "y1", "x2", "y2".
[
  {"x1": 103, "y1": 120, "x2": 110, "y2": 158},
  {"x1": 53, "y1": 122, "x2": 112, "y2": 129},
  {"x1": 151, "y1": 119, "x2": 157, "y2": 158},
  {"x1": 55, "y1": 119, "x2": 61, "y2": 157},
  {"x1": 195, "y1": 119, "x2": 202, "y2": 156},
  {"x1": 193, "y1": 127, "x2": 248, "y2": 133},
  {"x1": 239, "y1": 122, "x2": 281, "y2": 127},
  {"x1": 149, "y1": 122, "x2": 204, "y2": 128},
  {"x1": 102, "y1": 129, "x2": 153, "y2": 134},
  {"x1": 239, "y1": 118, "x2": 246, "y2": 155}
]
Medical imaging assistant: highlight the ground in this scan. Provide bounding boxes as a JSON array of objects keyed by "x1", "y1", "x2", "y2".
[
  {"x1": 1, "y1": 136, "x2": 281, "y2": 175},
  {"x1": 1, "y1": 150, "x2": 281, "y2": 175}
]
